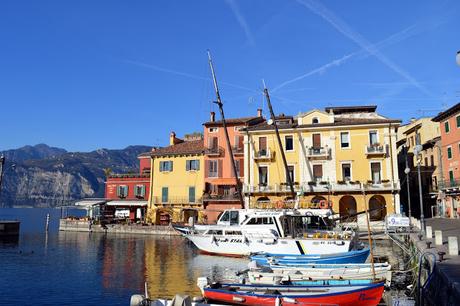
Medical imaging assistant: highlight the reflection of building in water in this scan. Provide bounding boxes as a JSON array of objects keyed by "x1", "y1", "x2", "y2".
[
  {"x1": 100, "y1": 236, "x2": 145, "y2": 291},
  {"x1": 144, "y1": 237, "x2": 202, "y2": 298}
]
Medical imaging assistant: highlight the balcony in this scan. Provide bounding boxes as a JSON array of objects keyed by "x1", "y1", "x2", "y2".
[
  {"x1": 232, "y1": 145, "x2": 244, "y2": 156},
  {"x1": 205, "y1": 146, "x2": 224, "y2": 157},
  {"x1": 152, "y1": 196, "x2": 203, "y2": 205},
  {"x1": 243, "y1": 183, "x2": 300, "y2": 194},
  {"x1": 254, "y1": 149, "x2": 274, "y2": 161},
  {"x1": 203, "y1": 193, "x2": 241, "y2": 202},
  {"x1": 306, "y1": 147, "x2": 331, "y2": 159},
  {"x1": 365, "y1": 144, "x2": 386, "y2": 157}
]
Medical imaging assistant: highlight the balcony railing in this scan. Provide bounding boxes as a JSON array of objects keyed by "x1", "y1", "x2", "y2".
[
  {"x1": 365, "y1": 144, "x2": 386, "y2": 156},
  {"x1": 205, "y1": 146, "x2": 224, "y2": 156},
  {"x1": 203, "y1": 193, "x2": 241, "y2": 202},
  {"x1": 152, "y1": 196, "x2": 203, "y2": 205},
  {"x1": 254, "y1": 149, "x2": 274, "y2": 161},
  {"x1": 306, "y1": 147, "x2": 331, "y2": 159},
  {"x1": 232, "y1": 145, "x2": 244, "y2": 155},
  {"x1": 435, "y1": 179, "x2": 460, "y2": 190}
]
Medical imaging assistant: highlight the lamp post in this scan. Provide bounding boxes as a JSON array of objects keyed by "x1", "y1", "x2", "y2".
[
  {"x1": 414, "y1": 142, "x2": 425, "y2": 236},
  {"x1": 404, "y1": 145, "x2": 412, "y2": 228}
]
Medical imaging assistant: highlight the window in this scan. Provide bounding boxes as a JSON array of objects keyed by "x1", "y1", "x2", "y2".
[
  {"x1": 370, "y1": 162, "x2": 381, "y2": 184},
  {"x1": 424, "y1": 157, "x2": 428, "y2": 166},
  {"x1": 209, "y1": 127, "x2": 218, "y2": 133},
  {"x1": 285, "y1": 136, "x2": 294, "y2": 151},
  {"x1": 447, "y1": 146, "x2": 453, "y2": 159},
  {"x1": 234, "y1": 135, "x2": 244, "y2": 150},
  {"x1": 449, "y1": 170, "x2": 455, "y2": 185},
  {"x1": 457, "y1": 116, "x2": 460, "y2": 128},
  {"x1": 230, "y1": 211, "x2": 239, "y2": 225},
  {"x1": 134, "y1": 185, "x2": 145, "y2": 198},
  {"x1": 313, "y1": 164, "x2": 323, "y2": 181},
  {"x1": 208, "y1": 160, "x2": 218, "y2": 177},
  {"x1": 445, "y1": 121, "x2": 450, "y2": 133},
  {"x1": 369, "y1": 131, "x2": 378, "y2": 145},
  {"x1": 117, "y1": 185, "x2": 128, "y2": 198},
  {"x1": 247, "y1": 217, "x2": 274, "y2": 225},
  {"x1": 161, "y1": 187, "x2": 168, "y2": 203},
  {"x1": 342, "y1": 163, "x2": 351, "y2": 181},
  {"x1": 430, "y1": 155, "x2": 434, "y2": 167},
  {"x1": 286, "y1": 165, "x2": 295, "y2": 183},
  {"x1": 188, "y1": 186, "x2": 195, "y2": 203},
  {"x1": 258, "y1": 166, "x2": 268, "y2": 186},
  {"x1": 159, "y1": 161, "x2": 173, "y2": 172},
  {"x1": 186, "y1": 159, "x2": 200, "y2": 171},
  {"x1": 208, "y1": 137, "x2": 218, "y2": 149},
  {"x1": 312, "y1": 117, "x2": 319, "y2": 124},
  {"x1": 312, "y1": 133, "x2": 321, "y2": 149},
  {"x1": 225, "y1": 230, "x2": 242, "y2": 236},
  {"x1": 259, "y1": 137, "x2": 267, "y2": 156},
  {"x1": 340, "y1": 132, "x2": 350, "y2": 148}
]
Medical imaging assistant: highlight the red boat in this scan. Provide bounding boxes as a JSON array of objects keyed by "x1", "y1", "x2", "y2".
[{"x1": 202, "y1": 281, "x2": 384, "y2": 306}]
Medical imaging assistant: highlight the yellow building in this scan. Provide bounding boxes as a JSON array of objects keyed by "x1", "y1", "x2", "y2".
[
  {"x1": 147, "y1": 132, "x2": 205, "y2": 224},
  {"x1": 243, "y1": 105, "x2": 401, "y2": 222}
]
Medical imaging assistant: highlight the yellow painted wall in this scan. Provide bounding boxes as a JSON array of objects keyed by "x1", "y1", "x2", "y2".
[{"x1": 149, "y1": 154, "x2": 205, "y2": 204}]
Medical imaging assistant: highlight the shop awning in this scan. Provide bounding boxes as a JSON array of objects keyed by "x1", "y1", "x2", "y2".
[
  {"x1": 106, "y1": 200, "x2": 148, "y2": 207},
  {"x1": 74, "y1": 199, "x2": 107, "y2": 208}
]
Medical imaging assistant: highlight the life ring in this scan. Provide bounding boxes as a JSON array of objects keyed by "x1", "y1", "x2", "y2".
[{"x1": 319, "y1": 200, "x2": 328, "y2": 209}]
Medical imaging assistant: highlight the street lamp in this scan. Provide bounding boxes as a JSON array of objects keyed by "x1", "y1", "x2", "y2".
[
  {"x1": 414, "y1": 143, "x2": 425, "y2": 236},
  {"x1": 403, "y1": 145, "x2": 412, "y2": 229}
]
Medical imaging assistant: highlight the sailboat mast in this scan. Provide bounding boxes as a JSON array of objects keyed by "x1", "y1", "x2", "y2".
[
  {"x1": 262, "y1": 85, "x2": 296, "y2": 200},
  {"x1": 207, "y1": 51, "x2": 245, "y2": 208},
  {"x1": 362, "y1": 185, "x2": 376, "y2": 281}
]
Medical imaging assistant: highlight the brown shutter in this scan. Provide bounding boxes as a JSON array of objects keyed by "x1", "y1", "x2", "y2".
[
  {"x1": 239, "y1": 158, "x2": 244, "y2": 177},
  {"x1": 218, "y1": 159, "x2": 223, "y2": 178},
  {"x1": 204, "y1": 160, "x2": 209, "y2": 178},
  {"x1": 238, "y1": 135, "x2": 244, "y2": 149},
  {"x1": 313, "y1": 164, "x2": 323, "y2": 178},
  {"x1": 313, "y1": 134, "x2": 321, "y2": 148},
  {"x1": 259, "y1": 137, "x2": 267, "y2": 150}
]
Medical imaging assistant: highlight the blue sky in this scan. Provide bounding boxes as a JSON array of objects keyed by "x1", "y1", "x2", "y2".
[{"x1": 1, "y1": 0, "x2": 459, "y2": 151}]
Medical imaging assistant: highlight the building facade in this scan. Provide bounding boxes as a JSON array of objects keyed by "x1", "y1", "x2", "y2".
[
  {"x1": 202, "y1": 110, "x2": 265, "y2": 222},
  {"x1": 243, "y1": 105, "x2": 401, "y2": 222},
  {"x1": 432, "y1": 102, "x2": 460, "y2": 218},
  {"x1": 103, "y1": 151, "x2": 151, "y2": 221},
  {"x1": 396, "y1": 118, "x2": 442, "y2": 218},
  {"x1": 147, "y1": 132, "x2": 205, "y2": 225}
]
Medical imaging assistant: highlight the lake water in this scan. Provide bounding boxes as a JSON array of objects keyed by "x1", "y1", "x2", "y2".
[{"x1": 0, "y1": 208, "x2": 247, "y2": 306}]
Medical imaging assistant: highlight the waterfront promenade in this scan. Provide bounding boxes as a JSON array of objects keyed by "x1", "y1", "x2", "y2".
[{"x1": 410, "y1": 218, "x2": 460, "y2": 305}]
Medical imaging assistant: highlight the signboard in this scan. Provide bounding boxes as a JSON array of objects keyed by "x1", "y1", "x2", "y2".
[
  {"x1": 386, "y1": 214, "x2": 410, "y2": 228},
  {"x1": 115, "y1": 209, "x2": 130, "y2": 218}
]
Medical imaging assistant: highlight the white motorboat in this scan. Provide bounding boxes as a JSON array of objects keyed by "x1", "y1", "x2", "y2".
[
  {"x1": 183, "y1": 209, "x2": 356, "y2": 256},
  {"x1": 246, "y1": 262, "x2": 392, "y2": 286}
]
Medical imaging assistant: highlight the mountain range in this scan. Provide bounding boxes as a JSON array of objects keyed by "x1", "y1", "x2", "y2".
[{"x1": 0, "y1": 144, "x2": 151, "y2": 208}]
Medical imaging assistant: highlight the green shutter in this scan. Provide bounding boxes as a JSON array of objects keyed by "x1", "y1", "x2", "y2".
[
  {"x1": 186, "y1": 160, "x2": 190, "y2": 171},
  {"x1": 189, "y1": 187, "x2": 195, "y2": 203},
  {"x1": 196, "y1": 160, "x2": 200, "y2": 170},
  {"x1": 457, "y1": 116, "x2": 460, "y2": 128},
  {"x1": 448, "y1": 147, "x2": 452, "y2": 159},
  {"x1": 445, "y1": 121, "x2": 450, "y2": 133},
  {"x1": 169, "y1": 161, "x2": 173, "y2": 171},
  {"x1": 162, "y1": 187, "x2": 168, "y2": 203}
]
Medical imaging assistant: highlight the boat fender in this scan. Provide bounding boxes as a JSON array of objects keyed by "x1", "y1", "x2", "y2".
[
  {"x1": 129, "y1": 295, "x2": 146, "y2": 306},
  {"x1": 232, "y1": 296, "x2": 246, "y2": 303},
  {"x1": 196, "y1": 277, "x2": 210, "y2": 291},
  {"x1": 283, "y1": 297, "x2": 297, "y2": 304}
]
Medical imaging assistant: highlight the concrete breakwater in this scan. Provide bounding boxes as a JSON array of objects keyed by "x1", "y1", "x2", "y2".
[
  {"x1": 59, "y1": 219, "x2": 180, "y2": 236},
  {"x1": 407, "y1": 218, "x2": 460, "y2": 306}
]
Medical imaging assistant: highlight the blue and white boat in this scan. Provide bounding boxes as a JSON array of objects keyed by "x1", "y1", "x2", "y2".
[{"x1": 250, "y1": 248, "x2": 370, "y2": 266}]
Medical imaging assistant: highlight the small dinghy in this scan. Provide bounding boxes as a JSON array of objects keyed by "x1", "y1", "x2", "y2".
[
  {"x1": 246, "y1": 261, "x2": 392, "y2": 286},
  {"x1": 250, "y1": 248, "x2": 370, "y2": 266},
  {"x1": 197, "y1": 277, "x2": 385, "y2": 306}
]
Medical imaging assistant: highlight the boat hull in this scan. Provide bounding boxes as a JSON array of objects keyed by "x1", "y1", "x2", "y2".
[
  {"x1": 250, "y1": 249, "x2": 370, "y2": 266},
  {"x1": 203, "y1": 282, "x2": 384, "y2": 306},
  {"x1": 185, "y1": 234, "x2": 351, "y2": 256}
]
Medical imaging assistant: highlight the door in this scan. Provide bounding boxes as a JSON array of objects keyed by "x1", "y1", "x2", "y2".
[
  {"x1": 259, "y1": 137, "x2": 267, "y2": 156},
  {"x1": 371, "y1": 163, "x2": 381, "y2": 184},
  {"x1": 312, "y1": 134, "x2": 321, "y2": 149},
  {"x1": 161, "y1": 187, "x2": 169, "y2": 203},
  {"x1": 258, "y1": 166, "x2": 268, "y2": 186}
]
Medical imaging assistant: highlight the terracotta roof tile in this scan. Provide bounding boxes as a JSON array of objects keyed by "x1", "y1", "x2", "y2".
[
  {"x1": 151, "y1": 140, "x2": 204, "y2": 157},
  {"x1": 203, "y1": 116, "x2": 264, "y2": 126}
]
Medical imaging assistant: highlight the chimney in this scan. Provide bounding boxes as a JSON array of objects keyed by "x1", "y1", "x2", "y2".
[
  {"x1": 410, "y1": 117, "x2": 417, "y2": 123},
  {"x1": 257, "y1": 108, "x2": 262, "y2": 117},
  {"x1": 210, "y1": 112, "x2": 215, "y2": 122},
  {"x1": 170, "y1": 131, "x2": 177, "y2": 146}
]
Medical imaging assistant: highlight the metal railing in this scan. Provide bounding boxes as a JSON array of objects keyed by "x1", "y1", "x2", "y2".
[
  {"x1": 152, "y1": 196, "x2": 203, "y2": 205},
  {"x1": 254, "y1": 149, "x2": 273, "y2": 160},
  {"x1": 204, "y1": 146, "x2": 224, "y2": 156},
  {"x1": 365, "y1": 144, "x2": 386, "y2": 155},
  {"x1": 306, "y1": 147, "x2": 331, "y2": 158}
]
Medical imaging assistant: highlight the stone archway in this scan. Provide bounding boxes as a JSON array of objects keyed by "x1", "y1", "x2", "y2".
[
  {"x1": 339, "y1": 196, "x2": 357, "y2": 222},
  {"x1": 369, "y1": 195, "x2": 387, "y2": 221}
]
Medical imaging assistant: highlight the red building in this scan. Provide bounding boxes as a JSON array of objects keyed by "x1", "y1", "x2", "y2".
[
  {"x1": 432, "y1": 102, "x2": 460, "y2": 218},
  {"x1": 202, "y1": 110, "x2": 265, "y2": 222},
  {"x1": 104, "y1": 151, "x2": 152, "y2": 221}
]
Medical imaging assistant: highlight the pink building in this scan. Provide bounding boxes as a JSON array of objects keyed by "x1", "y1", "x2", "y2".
[
  {"x1": 202, "y1": 110, "x2": 265, "y2": 222},
  {"x1": 432, "y1": 102, "x2": 460, "y2": 218}
]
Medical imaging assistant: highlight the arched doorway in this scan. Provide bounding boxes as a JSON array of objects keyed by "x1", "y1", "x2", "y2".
[
  {"x1": 156, "y1": 209, "x2": 173, "y2": 225},
  {"x1": 369, "y1": 195, "x2": 387, "y2": 221},
  {"x1": 339, "y1": 196, "x2": 357, "y2": 221},
  {"x1": 255, "y1": 196, "x2": 270, "y2": 208},
  {"x1": 182, "y1": 209, "x2": 198, "y2": 224},
  {"x1": 311, "y1": 196, "x2": 327, "y2": 208}
]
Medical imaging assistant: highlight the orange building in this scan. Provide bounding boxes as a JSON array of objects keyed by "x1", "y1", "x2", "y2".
[
  {"x1": 432, "y1": 102, "x2": 460, "y2": 218},
  {"x1": 202, "y1": 110, "x2": 265, "y2": 222}
]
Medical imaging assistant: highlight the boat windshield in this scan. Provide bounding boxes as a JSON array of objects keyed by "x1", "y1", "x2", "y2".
[
  {"x1": 279, "y1": 215, "x2": 333, "y2": 237},
  {"x1": 218, "y1": 210, "x2": 239, "y2": 225}
]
